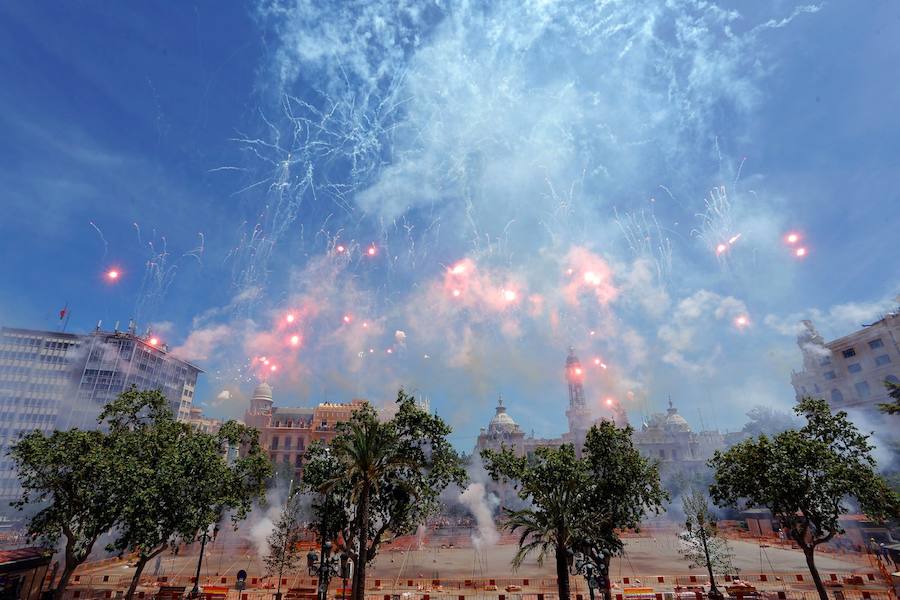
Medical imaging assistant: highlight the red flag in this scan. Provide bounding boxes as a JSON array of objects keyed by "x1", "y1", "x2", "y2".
[{"x1": 59, "y1": 306, "x2": 68, "y2": 320}]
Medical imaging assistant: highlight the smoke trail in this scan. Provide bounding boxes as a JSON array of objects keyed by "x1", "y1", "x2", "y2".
[{"x1": 458, "y1": 483, "x2": 499, "y2": 550}]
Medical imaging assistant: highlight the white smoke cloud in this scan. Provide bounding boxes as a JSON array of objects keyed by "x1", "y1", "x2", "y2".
[
  {"x1": 171, "y1": 324, "x2": 232, "y2": 361},
  {"x1": 458, "y1": 483, "x2": 500, "y2": 550}
]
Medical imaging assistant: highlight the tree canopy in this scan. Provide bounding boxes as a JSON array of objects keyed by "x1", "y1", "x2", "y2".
[
  {"x1": 302, "y1": 390, "x2": 466, "y2": 600},
  {"x1": 102, "y1": 389, "x2": 272, "y2": 600},
  {"x1": 679, "y1": 490, "x2": 733, "y2": 598},
  {"x1": 11, "y1": 428, "x2": 122, "y2": 600},
  {"x1": 709, "y1": 397, "x2": 900, "y2": 600},
  {"x1": 879, "y1": 379, "x2": 900, "y2": 415},
  {"x1": 12, "y1": 387, "x2": 272, "y2": 600},
  {"x1": 741, "y1": 405, "x2": 800, "y2": 437},
  {"x1": 482, "y1": 421, "x2": 667, "y2": 600}
]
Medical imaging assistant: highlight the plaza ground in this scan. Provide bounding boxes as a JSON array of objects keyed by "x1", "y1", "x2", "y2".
[{"x1": 72, "y1": 532, "x2": 885, "y2": 595}]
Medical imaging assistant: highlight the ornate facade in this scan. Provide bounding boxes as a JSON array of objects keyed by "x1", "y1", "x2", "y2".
[
  {"x1": 631, "y1": 399, "x2": 725, "y2": 478},
  {"x1": 244, "y1": 382, "x2": 367, "y2": 474},
  {"x1": 474, "y1": 349, "x2": 726, "y2": 485}
]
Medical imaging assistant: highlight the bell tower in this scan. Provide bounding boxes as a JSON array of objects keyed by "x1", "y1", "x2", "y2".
[{"x1": 565, "y1": 347, "x2": 591, "y2": 449}]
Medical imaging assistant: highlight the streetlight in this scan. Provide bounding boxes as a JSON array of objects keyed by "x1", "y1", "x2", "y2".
[
  {"x1": 307, "y1": 542, "x2": 350, "y2": 600},
  {"x1": 574, "y1": 552, "x2": 609, "y2": 600},
  {"x1": 188, "y1": 525, "x2": 214, "y2": 599}
]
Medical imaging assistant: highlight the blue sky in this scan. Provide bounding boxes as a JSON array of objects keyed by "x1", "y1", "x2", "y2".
[{"x1": 1, "y1": 1, "x2": 898, "y2": 446}]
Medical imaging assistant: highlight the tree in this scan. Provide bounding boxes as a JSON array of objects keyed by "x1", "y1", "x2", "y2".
[
  {"x1": 101, "y1": 388, "x2": 272, "y2": 600},
  {"x1": 482, "y1": 423, "x2": 667, "y2": 600},
  {"x1": 878, "y1": 379, "x2": 900, "y2": 415},
  {"x1": 578, "y1": 422, "x2": 668, "y2": 600},
  {"x1": 303, "y1": 391, "x2": 466, "y2": 600},
  {"x1": 482, "y1": 443, "x2": 588, "y2": 600},
  {"x1": 679, "y1": 490, "x2": 733, "y2": 600},
  {"x1": 741, "y1": 405, "x2": 800, "y2": 437},
  {"x1": 264, "y1": 493, "x2": 306, "y2": 600},
  {"x1": 709, "y1": 397, "x2": 900, "y2": 600},
  {"x1": 11, "y1": 429, "x2": 121, "y2": 600}
]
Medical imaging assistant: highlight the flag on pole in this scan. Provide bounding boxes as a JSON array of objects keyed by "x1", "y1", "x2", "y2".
[{"x1": 59, "y1": 305, "x2": 68, "y2": 320}]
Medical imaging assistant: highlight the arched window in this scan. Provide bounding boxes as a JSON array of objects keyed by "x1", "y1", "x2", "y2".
[{"x1": 831, "y1": 389, "x2": 844, "y2": 403}]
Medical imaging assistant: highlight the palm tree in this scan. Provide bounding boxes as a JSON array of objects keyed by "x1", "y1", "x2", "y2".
[
  {"x1": 322, "y1": 407, "x2": 410, "y2": 600},
  {"x1": 505, "y1": 506, "x2": 577, "y2": 600},
  {"x1": 484, "y1": 444, "x2": 587, "y2": 600}
]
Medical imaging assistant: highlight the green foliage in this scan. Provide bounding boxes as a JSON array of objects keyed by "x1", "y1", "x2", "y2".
[
  {"x1": 302, "y1": 390, "x2": 466, "y2": 600},
  {"x1": 482, "y1": 421, "x2": 667, "y2": 600},
  {"x1": 878, "y1": 379, "x2": 900, "y2": 415},
  {"x1": 12, "y1": 387, "x2": 272, "y2": 600},
  {"x1": 679, "y1": 490, "x2": 734, "y2": 579},
  {"x1": 102, "y1": 389, "x2": 272, "y2": 599},
  {"x1": 482, "y1": 444, "x2": 587, "y2": 569},
  {"x1": 741, "y1": 405, "x2": 800, "y2": 437},
  {"x1": 263, "y1": 494, "x2": 306, "y2": 581},
  {"x1": 580, "y1": 422, "x2": 669, "y2": 550},
  {"x1": 11, "y1": 428, "x2": 122, "y2": 600},
  {"x1": 12, "y1": 428, "x2": 120, "y2": 556},
  {"x1": 709, "y1": 397, "x2": 900, "y2": 600}
]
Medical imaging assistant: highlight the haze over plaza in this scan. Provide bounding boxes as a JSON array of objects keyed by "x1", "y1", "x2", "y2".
[{"x1": 0, "y1": 4, "x2": 899, "y2": 600}]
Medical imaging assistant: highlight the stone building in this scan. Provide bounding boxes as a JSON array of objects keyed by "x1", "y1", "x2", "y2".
[
  {"x1": 187, "y1": 406, "x2": 223, "y2": 434},
  {"x1": 474, "y1": 396, "x2": 565, "y2": 459},
  {"x1": 790, "y1": 310, "x2": 900, "y2": 414},
  {"x1": 243, "y1": 382, "x2": 367, "y2": 474},
  {"x1": 631, "y1": 399, "x2": 725, "y2": 479},
  {"x1": 473, "y1": 349, "x2": 726, "y2": 491}
]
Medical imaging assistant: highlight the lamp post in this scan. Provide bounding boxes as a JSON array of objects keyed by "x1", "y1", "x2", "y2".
[
  {"x1": 188, "y1": 526, "x2": 212, "y2": 599},
  {"x1": 574, "y1": 552, "x2": 610, "y2": 600},
  {"x1": 307, "y1": 542, "x2": 349, "y2": 600}
]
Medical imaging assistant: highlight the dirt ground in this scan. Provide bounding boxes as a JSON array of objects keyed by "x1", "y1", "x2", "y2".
[{"x1": 81, "y1": 534, "x2": 873, "y2": 583}]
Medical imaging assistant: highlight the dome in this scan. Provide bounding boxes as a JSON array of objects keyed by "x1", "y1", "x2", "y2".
[
  {"x1": 488, "y1": 396, "x2": 520, "y2": 434},
  {"x1": 252, "y1": 382, "x2": 273, "y2": 402},
  {"x1": 664, "y1": 399, "x2": 691, "y2": 432}
]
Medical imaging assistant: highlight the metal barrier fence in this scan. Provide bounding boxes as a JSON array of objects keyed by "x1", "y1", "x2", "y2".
[
  {"x1": 58, "y1": 589, "x2": 895, "y2": 600},
  {"x1": 65, "y1": 570, "x2": 885, "y2": 593}
]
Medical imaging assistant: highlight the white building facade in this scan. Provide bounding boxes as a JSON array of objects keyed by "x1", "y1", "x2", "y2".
[{"x1": 790, "y1": 311, "x2": 900, "y2": 414}]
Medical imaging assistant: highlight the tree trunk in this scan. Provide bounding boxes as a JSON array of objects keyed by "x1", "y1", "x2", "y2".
[
  {"x1": 53, "y1": 563, "x2": 77, "y2": 600},
  {"x1": 125, "y1": 555, "x2": 150, "y2": 600},
  {"x1": 352, "y1": 483, "x2": 371, "y2": 600},
  {"x1": 700, "y1": 528, "x2": 721, "y2": 599},
  {"x1": 600, "y1": 556, "x2": 612, "y2": 600},
  {"x1": 554, "y1": 543, "x2": 570, "y2": 600},
  {"x1": 54, "y1": 538, "x2": 94, "y2": 600},
  {"x1": 802, "y1": 545, "x2": 828, "y2": 600}
]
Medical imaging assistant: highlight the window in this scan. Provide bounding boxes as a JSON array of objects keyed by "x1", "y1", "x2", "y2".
[
  {"x1": 848, "y1": 363, "x2": 862, "y2": 373},
  {"x1": 284, "y1": 437, "x2": 291, "y2": 450},
  {"x1": 824, "y1": 371, "x2": 836, "y2": 380},
  {"x1": 814, "y1": 384, "x2": 821, "y2": 393},
  {"x1": 842, "y1": 348, "x2": 856, "y2": 358},
  {"x1": 854, "y1": 381, "x2": 870, "y2": 398},
  {"x1": 271, "y1": 436, "x2": 279, "y2": 450},
  {"x1": 869, "y1": 339, "x2": 884, "y2": 350},
  {"x1": 831, "y1": 389, "x2": 844, "y2": 403},
  {"x1": 819, "y1": 357, "x2": 832, "y2": 366},
  {"x1": 875, "y1": 354, "x2": 891, "y2": 366},
  {"x1": 295, "y1": 454, "x2": 303, "y2": 467},
  {"x1": 886, "y1": 375, "x2": 900, "y2": 384}
]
